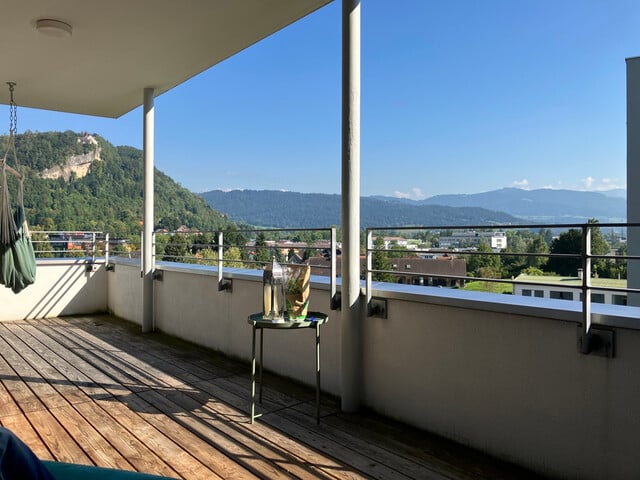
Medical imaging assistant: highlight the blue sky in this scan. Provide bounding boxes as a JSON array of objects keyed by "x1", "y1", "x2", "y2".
[{"x1": 2, "y1": 0, "x2": 639, "y2": 199}]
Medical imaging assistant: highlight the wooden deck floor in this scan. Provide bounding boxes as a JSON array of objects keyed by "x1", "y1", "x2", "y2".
[{"x1": 0, "y1": 315, "x2": 547, "y2": 480}]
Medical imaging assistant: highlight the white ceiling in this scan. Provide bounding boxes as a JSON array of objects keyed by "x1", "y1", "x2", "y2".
[{"x1": 0, "y1": 0, "x2": 332, "y2": 118}]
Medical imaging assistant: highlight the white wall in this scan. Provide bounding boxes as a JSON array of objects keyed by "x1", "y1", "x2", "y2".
[
  {"x1": 363, "y1": 297, "x2": 640, "y2": 480},
  {"x1": 106, "y1": 259, "x2": 142, "y2": 325},
  {"x1": 0, "y1": 259, "x2": 107, "y2": 321}
]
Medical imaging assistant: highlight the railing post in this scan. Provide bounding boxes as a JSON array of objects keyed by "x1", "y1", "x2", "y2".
[
  {"x1": 365, "y1": 229, "x2": 372, "y2": 309},
  {"x1": 581, "y1": 225, "x2": 592, "y2": 353},
  {"x1": 105, "y1": 233, "x2": 109, "y2": 265},
  {"x1": 330, "y1": 227, "x2": 338, "y2": 309},
  {"x1": 218, "y1": 231, "x2": 231, "y2": 291},
  {"x1": 142, "y1": 87, "x2": 155, "y2": 333}
]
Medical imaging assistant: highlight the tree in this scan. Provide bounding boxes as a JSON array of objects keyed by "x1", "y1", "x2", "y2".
[
  {"x1": 466, "y1": 240, "x2": 501, "y2": 277},
  {"x1": 387, "y1": 241, "x2": 415, "y2": 259},
  {"x1": 224, "y1": 246, "x2": 243, "y2": 268},
  {"x1": 526, "y1": 236, "x2": 549, "y2": 269},
  {"x1": 372, "y1": 236, "x2": 394, "y2": 282},
  {"x1": 254, "y1": 232, "x2": 270, "y2": 265},
  {"x1": 546, "y1": 220, "x2": 610, "y2": 277},
  {"x1": 163, "y1": 234, "x2": 189, "y2": 262}
]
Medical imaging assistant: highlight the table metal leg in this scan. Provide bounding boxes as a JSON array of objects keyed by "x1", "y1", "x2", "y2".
[
  {"x1": 250, "y1": 323, "x2": 256, "y2": 424},
  {"x1": 316, "y1": 321, "x2": 320, "y2": 425}
]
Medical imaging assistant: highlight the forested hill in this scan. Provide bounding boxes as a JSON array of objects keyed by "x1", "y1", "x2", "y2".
[
  {"x1": 199, "y1": 189, "x2": 519, "y2": 228},
  {"x1": 0, "y1": 131, "x2": 230, "y2": 236}
]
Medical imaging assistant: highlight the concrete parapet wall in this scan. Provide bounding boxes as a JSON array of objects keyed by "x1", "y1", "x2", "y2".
[{"x1": 0, "y1": 259, "x2": 107, "y2": 321}]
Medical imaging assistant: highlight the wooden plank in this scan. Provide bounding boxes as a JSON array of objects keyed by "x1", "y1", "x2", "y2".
[
  {"x1": 91, "y1": 399, "x2": 213, "y2": 480},
  {"x1": 49, "y1": 404, "x2": 135, "y2": 471},
  {"x1": 27, "y1": 409, "x2": 92, "y2": 464},
  {"x1": 188, "y1": 377, "x2": 368, "y2": 480},
  {"x1": 203, "y1": 376, "x2": 416, "y2": 480},
  {"x1": 54, "y1": 316, "x2": 242, "y2": 380},
  {"x1": 73, "y1": 400, "x2": 180, "y2": 479},
  {"x1": 138, "y1": 388, "x2": 307, "y2": 480},
  {"x1": 40, "y1": 319, "x2": 179, "y2": 394},
  {"x1": 19, "y1": 321, "x2": 127, "y2": 398},
  {"x1": 2, "y1": 322, "x2": 96, "y2": 405},
  {"x1": 0, "y1": 377, "x2": 22, "y2": 418},
  {"x1": 50, "y1": 318, "x2": 226, "y2": 386},
  {"x1": 119, "y1": 391, "x2": 259, "y2": 480},
  {"x1": 0, "y1": 413, "x2": 54, "y2": 460},
  {"x1": 0, "y1": 334, "x2": 47, "y2": 413}
]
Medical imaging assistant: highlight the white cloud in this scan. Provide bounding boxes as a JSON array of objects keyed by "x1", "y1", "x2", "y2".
[
  {"x1": 393, "y1": 187, "x2": 427, "y2": 200},
  {"x1": 581, "y1": 176, "x2": 625, "y2": 191},
  {"x1": 582, "y1": 176, "x2": 595, "y2": 189},
  {"x1": 511, "y1": 179, "x2": 529, "y2": 189}
]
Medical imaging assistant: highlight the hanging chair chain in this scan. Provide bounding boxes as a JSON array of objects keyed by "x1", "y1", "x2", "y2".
[{"x1": 7, "y1": 82, "x2": 17, "y2": 137}]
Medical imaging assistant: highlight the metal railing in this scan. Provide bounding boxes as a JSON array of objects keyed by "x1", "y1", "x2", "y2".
[
  {"x1": 31, "y1": 231, "x2": 110, "y2": 266},
  {"x1": 151, "y1": 227, "x2": 339, "y2": 308},
  {"x1": 365, "y1": 223, "x2": 640, "y2": 355}
]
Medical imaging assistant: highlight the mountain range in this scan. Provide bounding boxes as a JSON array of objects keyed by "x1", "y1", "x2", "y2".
[
  {"x1": 200, "y1": 190, "x2": 518, "y2": 228},
  {"x1": 372, "y1": 188, "x2": 626, "y2": 223},
  {"x1": 200, "y1": 188, "x2": 627, "y2": 228},
  {"x1": 2, "y1": 131, "x2": 626, "y2": 233}
]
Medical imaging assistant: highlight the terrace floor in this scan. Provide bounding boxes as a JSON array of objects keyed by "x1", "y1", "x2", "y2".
[{"x1": 0, "y1": 314, "x2": 548, "y2": 479}]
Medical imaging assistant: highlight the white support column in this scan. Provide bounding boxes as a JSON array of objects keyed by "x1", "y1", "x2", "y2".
[
  {"x1": 142, "y1": 88, "x2": 155, "y2": 332},
  {"x1": 340, "y1": 0, "x2": 362, "y2": 412},
  {"x1": 627, "y1": 57, "x2": 640, "y2": 306}
]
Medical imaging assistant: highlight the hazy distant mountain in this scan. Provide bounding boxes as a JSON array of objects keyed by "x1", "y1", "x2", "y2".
[
  {"x1": 199, "y1": 190, "x2": 518, "y2": 228},
  {"x1": 600, "y1": 188, "x2": 627, "y2": 199},
  {"x1": 375, "y1": 188, "x2": 626, "y2": 224}
]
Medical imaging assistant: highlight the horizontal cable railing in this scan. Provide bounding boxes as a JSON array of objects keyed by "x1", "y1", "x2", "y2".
[
  {"x1": 365, "y1": 223, "x2": 640, "y2": 292},
  {"x1": 151, "y1": 227, "x2": 339, "y2": 307},
  {"x1": 31, "y1": 231, "x2": 110, "y2": 265},
  {"x1": 365, "y1": 223, "x2": 640, "y2": 354}
]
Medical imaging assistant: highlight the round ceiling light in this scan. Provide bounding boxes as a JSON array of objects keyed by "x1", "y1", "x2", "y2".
[{"x1": 36, "y1": 19, "x2": 72, "y2": 38}]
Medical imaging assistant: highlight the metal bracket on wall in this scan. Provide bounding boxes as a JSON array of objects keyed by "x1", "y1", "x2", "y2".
[
  {"x1": 577, "y1": 326, "x2": 615, "y2": 358},
  {"x1": 85, "y1": 263, "x2": 98, "y2": 273},
  {"x1": 153, "y1": 270, "x2": 164, "y2": 281},
  {"x1": 106, "y1": 263, "x2": 115, "y2": 272},
  {"x1": 330, "y1": 291, "x2": 341, "y2": 310},
  {"x1": 218, "y1": 278, "x2": 232, "y2": 292},
  {"x1": 368, "y1": 297, "x2": 387, "y2": 318}
]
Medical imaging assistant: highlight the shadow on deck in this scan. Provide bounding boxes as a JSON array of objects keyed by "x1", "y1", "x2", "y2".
[{"x1": 0, "y1": 314, "x2": 549, "y2": 479}]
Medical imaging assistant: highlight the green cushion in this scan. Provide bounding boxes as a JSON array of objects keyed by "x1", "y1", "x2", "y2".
[{"x1": 42, "y1": 461, "x2": 176, "y2": 480}]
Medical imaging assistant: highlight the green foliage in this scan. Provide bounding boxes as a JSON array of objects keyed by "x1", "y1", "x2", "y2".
[
  {"x1": 521, "y1": 266, "x2": 545, "y2": 276},
  {"x1": 163, "y1": 234, "x2": 189, "y2": 261},
  {"x1": 1, "y1": 131, "x2": 231, "y2": 236},
  {"x1": 254, "y1": 232, "x2": 270, "y2": 264},
  {"x1": 465, "y1": 240, "x2": 501, "y2": 277},
  {"x1": 372, "y1": 236, "x2": 394, "y2": 282},
  {"x1": 546, "y1": 220, "x2": 610, "y2": 277},
  {"x1": 387, "y1": 242, "x2": 414, "y2": 259}
]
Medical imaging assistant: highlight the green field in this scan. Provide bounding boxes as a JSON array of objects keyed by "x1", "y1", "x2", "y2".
[{"x1": 462, "y1": 281, "x2": 513, "y2": 294}]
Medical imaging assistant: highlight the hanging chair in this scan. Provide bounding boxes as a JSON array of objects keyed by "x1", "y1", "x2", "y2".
[{"x1": 0, "y1": 82, "x2": 36, "y2": 293}]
